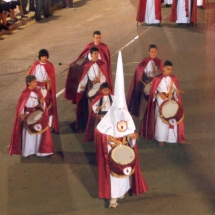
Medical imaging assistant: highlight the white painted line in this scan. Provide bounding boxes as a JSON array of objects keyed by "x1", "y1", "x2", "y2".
[{"x1": 56, "y1": 88, "x2": 65, "y2": 98}]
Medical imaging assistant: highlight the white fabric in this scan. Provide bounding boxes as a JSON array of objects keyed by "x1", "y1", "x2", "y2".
[
  {"x1": 154, "y1": 76, "x2": 178, "y2": 143},
  {"x1": 164, "y1": 0, "x2": 173, "y2": 4},
  {"x1": 97, "y1": 52, "x2": 136, "y2": 137},
  {"x1": 32, "y1": 63, "x2": 53, "y2": 127},
  {"x1": 144, "y1": 0, "x2": 160, "y2": 24},
  {"x1": 176, "y1": 0, "x2": 191, "y2": 23},
  {"x1": 144, "y1": 60, "x2": 159, "y2": 77},
  {"x1": 77, "y1": 62, "x2": 106, "y2": 93},
  {"x1": 197, "y1": 0, "x2": 203, "y2": 6},
  {"x1": 92, "y1": 95, "x2": 114, "y2": 113},
  {"x1": 21, "y1": 91, "x2": 53, "y2": 157},
  {"x1": 107, "y1": 135, "x2": 135, "y2": 198}
]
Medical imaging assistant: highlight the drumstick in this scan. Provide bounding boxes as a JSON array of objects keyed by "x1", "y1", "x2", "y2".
[
  {"x1": 139, "y1": 78, "x2": 147, "y2": 86},
  {"x1": 58, "y1": 62, "x2": 71, "y2": 66}
]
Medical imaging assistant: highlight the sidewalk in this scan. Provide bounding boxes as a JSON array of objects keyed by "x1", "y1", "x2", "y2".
[{"x1": 0, "y1": 1, "x2": 70, "y2": 38}]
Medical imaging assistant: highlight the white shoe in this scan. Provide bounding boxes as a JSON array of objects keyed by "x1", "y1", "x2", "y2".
[{"x1": 109, "y1": 199, "x2": 118, "y2": 208}]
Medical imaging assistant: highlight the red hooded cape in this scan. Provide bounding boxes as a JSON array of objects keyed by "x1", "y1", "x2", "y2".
[
  {"x1": 139, "y1": 73, "x2": 185, "y2": 143},
  {"x1": 94, "y1": 128, "x2": 148, "y2": 199},
  {"x1": 126, "y1": 57, "x2": 163, "y2": 117},
  {"x1": 29, "y1": 61, "x2": 59, "y2": 133},
  {"x1": 170, "y1": 0, "x2": 198, "y2": 23},
  {"x1": 136, "y1": 0, "x2": 162, "y2": 23},
  {"x1": 9, "y1": 87, "x2": 54, "y2": 156},
  {"x1": 75, "y1": 60, "x2": 111, "y2": 132},
  {"x1": 64, "y1": 42, "x2": 113, "y2": 103}
]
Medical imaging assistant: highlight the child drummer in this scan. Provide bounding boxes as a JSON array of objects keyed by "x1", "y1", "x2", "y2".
[
  {"x1": 84, "y1": 82, "x2": 113, "y2": 142},
  {"x1": 9, "y1": 75, "x2": 55, "y2": 158}
]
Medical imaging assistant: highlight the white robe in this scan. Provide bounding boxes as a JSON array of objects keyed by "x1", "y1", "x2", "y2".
[
  {"x1": 144, "y1": 60, "x2": 160, "y2": 77},
  {"x1": 144, "y1": 0, "x2": 160, "y2": 24},
  {"x1": 32, "y1": 62, "x2": 53, "y2": 127},
  {"x1": 22, "y1": 91, "x2": 53, "y2": 157},
  {"x1": 176, "y1": 0, "x2": 191, "y2": 23},
  {"x1": 197, "y1": 0, "x2": 203, "y2": 6},
  {"x1": 164, "y1": 0, "x2": 173, "y2": 4},
  {"x1": 107, "y1": 136, "x2": 135, "y2": 198},
  {"x1": 154, "y1": 76, "x2": 178, "y2": 143},
  {"x1": 77, "y1": 62, "x2": 106, "y2": 93},
  {"x1": 92, "y1": 95, "x2": 114, "y2": 114}
]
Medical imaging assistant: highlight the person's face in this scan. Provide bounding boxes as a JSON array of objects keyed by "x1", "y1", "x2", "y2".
[
  {"x1": 163, "y1": 65, "x2": 173, "y2": 76},
  {"x1": 93, "y1": 34, "x2": 101, "y2": 45},
  {"x1": 40, "y1": 56, "x2": 48, "y2": 63},
  {"x1": 28, "y1": 79, "x2": 37, "y2": 89},
  {"x1": 91, "y1": 51, "x2": 99, "y2": 61},
  {"x1": 102, "y1": 88, "x2": 110, "y2": 95},
  {"x1": 149, "y1": 48, "x2": 157, "y2": 59}
]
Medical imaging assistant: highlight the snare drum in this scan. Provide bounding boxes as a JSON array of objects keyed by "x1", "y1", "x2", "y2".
[
  {"x1": 25, "y1": 108, "x2": 49, "y2": 135},
  {"x1": 87, "y1": 83, "x2": 100, "y2": 100},
  {"x1": 159, "y1": 100, "x2": 184, "y2": 123},
  {"x1": 109, "y1": 145, "x2": 136, "y2": 177},
  {"x1": 143, "y1": 82, "x2": 152, "y2": 96}
]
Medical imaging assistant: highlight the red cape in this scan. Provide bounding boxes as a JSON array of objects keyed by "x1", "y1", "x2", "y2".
[
  {"x1": 75, "y1": 60, "x2": 111, "y2": 132},
  {"x1": 170, "y1": 0, "x2": 197, "y2": 23},
  {"x1": 9, "y1": 87, "x2": 54, "y2": 156},
  {"x1": 139, "y1": 73, "x2": 185, "y2": 142},
  {"x1": 94, "y1": 128, "x2": 148, "y2": 199},
  {"x1": 29, "y1": 61, "x2": 59, "y2": 133},
  {"x1": 126, "y1": 57, "x2": 163, "y2": 117},
  {"x1": 136, "y1": 0, "x2": 162, "y2": 23},
  {"x1": 64, "y1": 42, "x2": 113, "y2": 103}
]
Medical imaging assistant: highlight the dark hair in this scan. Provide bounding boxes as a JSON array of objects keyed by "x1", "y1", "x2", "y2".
[
  {"x1": 90, "y1": 46, "x2": 99, "y2": 54},
  {"x1": 26, "y1": 75, "x2": 36, "y2": 85},
  {"x1": 148, "y1": 44, "x2": 157, "y2": 51},
  {"x1": 38, "y1": 49, "x2": 49, "y2": 59},
  {"x1": 93, "y1": 31, "x2": 101, "y2": 36},
  {"x1": 164, "y1": 60, "x2": 173, "y2": 67},
  {"x1": 101, "y1": 82, "x2": 110, "y2": 89}
]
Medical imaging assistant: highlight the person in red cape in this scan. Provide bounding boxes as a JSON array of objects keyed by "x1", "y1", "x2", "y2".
[
  {"x1": 170, "y1": 0, "x2": 197, "y2": 24},
  {"x1": 64, "y1": 30, "x2": 113, "y2": 103},
  {"x1": 9, "y1": 75, "x2": 55, "y2": 157},
  {"x1": 29, "y1": 49, "x2": 59, "y2": 133},
  {"x1": 127, "y1": 44, "x2": 163, "y2": 118},
  {"x1": 95, "y1": 51, "x2": 148, "y2": 208},
  {"x1": 139, "y1": 60, "x2": 191, "y2": 146},
  {"x1": 75, "y1": 47, "x2": 112, "y2": 132},
  {"x1": 136, "y1": 0, "x2": 162, "y2": 25},
  {"x1": 84, "y1": 82, "x2": 113, "y2": 142}
]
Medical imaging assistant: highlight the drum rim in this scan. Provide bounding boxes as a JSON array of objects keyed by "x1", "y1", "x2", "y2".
[{"x1": 25, "y1": 110, "x2": 44, "y2": 125}]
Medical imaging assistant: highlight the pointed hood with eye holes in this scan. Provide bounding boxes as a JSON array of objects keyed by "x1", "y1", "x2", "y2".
[{"x1": 97, "y1": 51, "x2": 135, "y2": 137}]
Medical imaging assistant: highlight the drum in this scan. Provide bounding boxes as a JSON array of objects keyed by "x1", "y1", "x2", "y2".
[
  {"x1": 109, "y1": 145, "x2": 136, "y2": 177},
  {"x1": 87, "y1": 83, "x2": 100, "y2": 100},
  {"x1": 159, "y1": 100, "x2": 184, "y2": 123},
  {"x1": 143, "y1": 82, "x2": 152, "y2": 96},
  {"x1": 25, "y1": 109, "x2": 49, "y2": 135}
]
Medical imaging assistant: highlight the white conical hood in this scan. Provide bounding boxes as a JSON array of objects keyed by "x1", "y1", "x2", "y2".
[{"x1": 97, "y1": 51, "x2": 135, "y2": 137}]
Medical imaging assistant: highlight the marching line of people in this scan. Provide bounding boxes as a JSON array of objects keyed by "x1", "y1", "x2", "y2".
[{"x1": 9, "y1": 30, "x2": 191, "y2": 208}]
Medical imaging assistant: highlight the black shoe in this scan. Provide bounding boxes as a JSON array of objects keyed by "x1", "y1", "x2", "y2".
[
  {"x1": 21, "y1": 15, "x2": 28, "y2": 18},
  {"x1": 2, "y1": 25, "x2": 9, "y2": 30},
  {"x1": 23, "y1": 11, "x2": 29, "y2": 14}
]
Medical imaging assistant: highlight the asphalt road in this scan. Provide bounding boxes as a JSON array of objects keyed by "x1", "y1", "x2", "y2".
[{"x1": 0, "y1": 0, "x2": 215, "y2": 214}]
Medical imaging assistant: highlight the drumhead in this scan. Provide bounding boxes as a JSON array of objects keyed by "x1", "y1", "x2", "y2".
[
  {"x1": 111, "y1": 145, "x2": 135, "y2": 165},
  {"x1": 88, "y1": 83, "x2": 100, "y2": 97},
  {"x1": 162, "y1": 100, "x2": 179, "y2": 118},
  {"x1": 143, "y1": 83, "x2": 151, "y2": 95},
  {"x1": 26, "y1": 110, "x2": 43, "y2": 125}
]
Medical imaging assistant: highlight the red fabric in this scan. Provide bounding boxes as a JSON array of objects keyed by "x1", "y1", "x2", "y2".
[
  {"x1": 170, "y1": 0, "x2": 197, "y2": 23},
  {"x1": 75, "y1": 60, "x2": 111, "y2": 132},
  {"x1": 94, "y1": 128, "x2": 148, "y2": 199},
  {"x1": 136, "y1": 0, "x2": 162, "y2": 23},
  {"x1": 9, "y1": 87, "x2": 54, "y2": 156},
  {"x1": 126, "y1": 57, "x2": 163, "y2": 117},
  {"x1": 139, "y1": 73, "x2": 185, "y2": 143},
  {"x1": 64, "y1": 42, "x2": 113, "y2": 102},
  {"x1": 29, "y1": 61, "x2": 59, "y2": 133}
]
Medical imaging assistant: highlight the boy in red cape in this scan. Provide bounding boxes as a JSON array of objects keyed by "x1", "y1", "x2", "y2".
[
  {"x1": 9, "y1": 75, "x2": 54, "y2": 157},
  {"x1": 127, "y1": 44, "x2": 163, "y2": 117},
  {"x1": 64, "y1": 30, "x2": 113, "y2": 103},
  {"x1": 29, "y1": 49, "x2": 59, "y2": 133},
  {"x1": 75, "y1": 47, "x2": 112, "y2": 132},
  {"x1": 94, "y1": 52, "x2": 148, "y2": 208},
  {"x1": 84, "y1": 82, "x2": 113, "y2": 142},
  {"x1": 139, "y1": 60, "x2": 191, "y2": 146}
]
